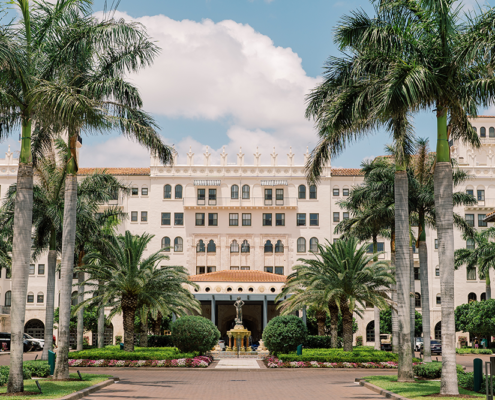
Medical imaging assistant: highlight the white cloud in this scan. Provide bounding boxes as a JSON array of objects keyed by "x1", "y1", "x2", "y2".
[{"x1": 83, "y1": 12, "x2": 319, "y2": 167}]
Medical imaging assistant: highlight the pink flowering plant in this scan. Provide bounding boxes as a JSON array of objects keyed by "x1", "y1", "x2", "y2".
[
  {"x1": 68, "y1": 356, "x2": 213, "y2": 368},
  {"x1": 264, "y1": 356, "x2": 422, "y2": 369}
]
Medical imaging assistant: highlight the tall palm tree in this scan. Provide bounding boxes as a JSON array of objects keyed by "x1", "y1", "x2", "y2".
[
  {"x1": 279, "y1": 238, "x2": 394, "y2": 351},
  {"x1": 77, "y1": 231, "x2": 200, "y2": 352}
]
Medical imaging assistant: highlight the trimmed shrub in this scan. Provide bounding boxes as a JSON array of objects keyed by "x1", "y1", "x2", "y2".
[
  {"x1": 148, "y1": 335, "x2": 174, "y2": 348},
  {"x1": 458, "y1": 371, "x2": 486, "y2": 393},
  {"x1": 456, "y1": 348, "x2": 492, "y2": 354},
  {"x1": 115, "y1": 335, "x2": 122, "y2": 345},
  {"x1": 70, "y1": 345, "x2": 194, "y2": 360},
  {"x1": 356, "y1": 336, "x2": 363, "y2": 346},
  {"x1": 171, "y1": 316, "x2": 220, "y2": 354},
  {"x1": 23, "y1": 361, "x2": 51, "y2": 378},
  {"x1": 278, "y1": 348, "x2": 403, "y2": 363},
  {"x1": 413, "y1": 362, "x2": 464, "y2": 379},
  {"x1": 262, "y1": 315, "x2": 308, "y2": 355}
]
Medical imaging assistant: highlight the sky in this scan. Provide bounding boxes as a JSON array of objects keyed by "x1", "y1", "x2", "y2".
[{"x1": 2, "y1": 0, "x2": 492, "y2": 168}]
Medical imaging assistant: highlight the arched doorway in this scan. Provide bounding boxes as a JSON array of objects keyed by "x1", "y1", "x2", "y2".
[
  {"x1": 435, "y1": 321, "x2": 441, "y2": 340},
  {"x1": 91, "y1": 323, "x2": 114, "y2": 347},
  {"x1": 25, "y1": 319, "x2": 44, "y2": 339},
  {"x1": 366, "y1": 321, "x2": 375, "y2": 342}
]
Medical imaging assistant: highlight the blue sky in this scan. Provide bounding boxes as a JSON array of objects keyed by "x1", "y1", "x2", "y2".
[{"x1": 2, "y1": 0, "x2": 489, "y2": 167}]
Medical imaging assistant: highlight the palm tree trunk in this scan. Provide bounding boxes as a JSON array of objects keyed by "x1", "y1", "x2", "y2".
[
  {"x1": 41, "y1": 230, "x2": 57, "y2": 361},
  {"x1": 341, "y1": 302, "x2": 353, "y2": 351},
  {"x1": 97, "y1": 306, "x2": 105, "y2": 348},
  {"x1": 7, "y1": 158, "x2": 34, "y2": 393},
  {"x1": 76, "y1": 270, "x2": 84, "y2": 351},
  {"x1": 419, "y1": 228, "x2": 432, "y2": 362},
  {"x1": 410, "y1": 245, "x2": 416, "y2": 354},
  {"x1": 152, "y1": 312, "x2": 162, "y2": 336},
  {"x1": 122, "y1": 294, "x2": 138, "y2": 352},
  {"x1": 395, "y1": 170, "x2": 414, "y2": 381},
  {"x1": 316, "y1": 310, "x2": 326, "y2": 336},
  {"x1": 329, "y1": 301, "x2": 339, "y2": 348},
  {"x1": 486, "y1": 273, "x2": 491, "y2": 300},
  {"x1": 374, "y1": 306, "x2": 381, "y2": 350},
  {"x1": 391, "y1": 240, "x2": 399, "y2": 354},
  {"x1": 140, "y1": 318, "x2": 148, "y2": 348},
  {"x1": 53, "y1": 173, "x2": 78, "y2": 379},
  {"x1": 434, "y1": 155, "x2": 459, "y2": 394}
]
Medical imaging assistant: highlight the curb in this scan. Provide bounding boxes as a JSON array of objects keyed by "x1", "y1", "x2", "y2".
[
  {"x1": 41, "y1": 376, "x2": 119, "y2": 400},
  {"x1": 355, "y1": 378, "x2": 412, "y2": 400}
]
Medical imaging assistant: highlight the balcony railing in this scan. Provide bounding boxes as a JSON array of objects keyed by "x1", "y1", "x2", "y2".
[
  {"x1": 183, "y1": 197, "x2": 298, "y2": 208},
  {"x1": 0, "y1": 306, "x2": 11, "y2": 315}
]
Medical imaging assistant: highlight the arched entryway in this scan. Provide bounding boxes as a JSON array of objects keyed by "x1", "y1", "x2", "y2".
[
  {"x1": 366, "y1": 321, "x2": 375, "y2": 342},
  {"x1": 91, "y1": 323, "x2": 114, "y2": 347},
  {"x1": 24, "y1": 319, "x2": 44, "y2": 339},
  {"x1": 434, "y1": 321, "x2": 441, "y2": 340}
]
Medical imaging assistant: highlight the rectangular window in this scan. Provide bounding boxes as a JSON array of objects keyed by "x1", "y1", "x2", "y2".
[
  {"x1": 196, "y1": 266, "x2": 205, "y2": 275},
  {"x1": 478, "y1": 190, "x2": 485, "y2": 201},
  {"x1": 467, "y1": 267, "x2": 477, "y2": 280},
  {"x1": 229, "y1": 213, "x2": 239, "y2": 226},
  {"x1": 6, "y1": 270, "x2": 11, "y2": 279},
  {"x1": 367, "y1": 243, "x2": 385, "y2": 253},
  {"x1": 265, "y1": 189, "x2": 272, "y2": 205},
  {"x1": 343, "y1": 212, "x2": 349, "y2": 220},
  {"x1": 276, "y1": 213, "x2": 285, "y2": 226},
  {"x1": 297, "y1": 213, "x2": 306, "y2": 226},
  {"x1": 414, "y1": 267, "x2": 420, "y2": 280},
  {"x1": 141, "y1": 187, "x2": 148, "y2": 196},
  {"x1": 343, "y1": 188, "x2": 349, "y2": 196},
  {"x1": 333, "y1": 188, "x2": 339, "y2": 196},
  {"x1": 276, "y1": 189, "x2": 284, "y2": 201},
  {"x1": 27, "y1": 294, "x2": 34, "y2": 303},
  {"x1": 436, "y1": 295, "x2": 441, "y2": 305},
  {"x1": 275, "y1": 267, "x2": 284, "y2": 275},
  {"x1": 241, "y1": 266, "x2": 250, "y2": 270},
  {"x1": 310, "y1": 213, "x2": 319, "y2": 226},
  {"x1": 333, "y1": 212, "x2": 340, "y2": 222},
  {"x1": 132, "y1": 187, "x2": 138, "y2": 196},
  {"x1": 29, "y1": 264, "x2": 35, "y2": 275},
  {"x1": 435, "y1": 267, "x2": 440, "y2": 277},
  {"x1": 208, "y1": 213, "x2": 218, "y2": 226},
  {"x1": 467, "y1": 239, "x2": 475, "y2": 250},
  {"x1": 263, "y1": 213, "x2": 272, "y2": 226},
  {"x1": 195, "y1": 213, "x2": 205, "y2": 226},
  {"x1": 466, "y1": 189, "x2": 474, "y2": 196},
  {"x1": 37, "y1": 294, "x2": 44, "y2": 303},
  {"x1": 174, "y1": 213, "x2": 184, "y2": 226},
  {"x1": 131, "y1": 211, "x2": 138, "y2": 222},
  {"x1": 230, "y1": 266, "x2": 239, "y2": 270},
  {"x1": 141, "y1": 211, "x2": 148, "y2": 222},
  {"x1": 264, "y1": 266, "x2": 273, "y2": 273},
  {"x1": 197, "y1": 189, "x2": 205, "y2": 205},
  {"x1": 466, "y1": 214, "x2": 475, "y2": 227},
  {"x1": 38, "y1": 264, "x2": 45, "y2": 275},
  {"x1": 479, "y1": 214, "x2": 487, "y2": 227},
  {"x1": 161, "y1": 212, "x2": 171, "y2": 226},
  {"x1": 242, "y1": 213, "x2": 251, "y2": 226},
  {"x1": 435, "y1": 239, "x2": 438, "y2": 249},
  {"x1": 209, "y1": 189, "x2": 217, "y2": 205}
]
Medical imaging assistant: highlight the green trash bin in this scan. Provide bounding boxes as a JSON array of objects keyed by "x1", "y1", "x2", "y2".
[
  {"x1": 48, "y1": 350, "x2": 55, "y2": 376},
  {"x1": 297, "y1": 344, "x2": 303, "y2": 356},
  {"x1": 120, "y1": 343, "x2": 124, "y2": 350}
]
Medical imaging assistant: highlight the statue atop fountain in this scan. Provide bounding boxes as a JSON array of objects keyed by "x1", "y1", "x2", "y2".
[{"x1": 234, "y1": 296, "x2": 244, "y2": 326}]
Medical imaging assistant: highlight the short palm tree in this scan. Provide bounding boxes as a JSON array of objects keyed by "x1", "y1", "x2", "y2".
[
  {"x1": 279, "y1": 238, "x2": 394, "y2": 351},
  {"x1": 78, "y1": 231, "x2": 200, "y2": 352}
]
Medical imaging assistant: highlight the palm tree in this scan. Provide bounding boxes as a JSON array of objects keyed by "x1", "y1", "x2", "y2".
[
  {"x1": 78, "y1": 231, "x2": 200, "y2": 352},
  {"x1": 279, "y1": 238, "x2": 394, "y2": 351}
]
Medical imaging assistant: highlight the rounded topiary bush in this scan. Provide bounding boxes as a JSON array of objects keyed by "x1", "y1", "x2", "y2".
[
  {"x1": 262, "y1": 315, "x2": 308, "y2": 355},
  {"x1": 171, "y1": 316, "x2": 220, "y2": 354}
]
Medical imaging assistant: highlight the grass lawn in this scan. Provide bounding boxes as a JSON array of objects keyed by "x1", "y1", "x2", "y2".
[
  {"x1": 70, "y1": 345, "x2": 196, "y2": 360},
  {"x1": 0, "y1": 373, "x2": 112, "y2": 400},
  {"x1": 362, "y1": 375, "x2": 484, "y2": 400}
]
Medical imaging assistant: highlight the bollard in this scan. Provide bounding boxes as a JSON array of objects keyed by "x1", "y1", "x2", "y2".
[
  {"x1": 120, "y1": 343, "x2": 124, "y2": 350},
  {"x1": 297, "y1": 344, "x2": 303, "y2": 356},
  {"x1": 473, "y1": 358, "x2": 483, "y2": 392},
  {"x1": 48, "y1": 350, "x2": 55, "y2": 376}
]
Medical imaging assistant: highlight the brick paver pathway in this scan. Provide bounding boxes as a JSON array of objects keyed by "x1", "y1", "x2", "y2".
[{"x1": 79, "y1": 368, "x2": 394, "y2": 400}]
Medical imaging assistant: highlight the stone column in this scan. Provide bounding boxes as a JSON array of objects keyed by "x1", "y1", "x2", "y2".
[
  {"x1": 211, "y1": 296, "x2": 216, "y2": 325},
  {"x1": 263, "y1": 296, "x2": 268, "y2": 329}
]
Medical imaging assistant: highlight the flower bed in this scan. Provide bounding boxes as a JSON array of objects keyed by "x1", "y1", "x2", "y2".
[
  {"x1": 68, "y1": 356, "x2": 212, "y2": 368},
  {"x1": 265, "y1": 356, "x2": 421, "y2": 369}
]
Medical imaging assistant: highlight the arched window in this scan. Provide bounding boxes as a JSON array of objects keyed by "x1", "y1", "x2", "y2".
[
  {"x1": 366, "y1": 321, "x2": 375, "y2": 342},
  {"x1": 231, "y1": 185, "x2": 239, "y2": 199},
  {"x1": 196, "y1": 240, "x2": 205, "y2": 253},
  {"x1": 207, "y1": 240, "x2": 216, "y2": 253},
  {"x1": 275, "y1": 240, "x2": 284, "y2": 253},
  {"x1": 468, "y1": 292, "x2": 477, "y2": 302},
  {"x1": 161, "y1": 237, "x2": 171, "y2": 252},
  {"x1": 230, "y1": 240, "x2": 239, "y2": 253},
  {"x1": 175, "y1": 185, "x2": 183, "y2": 199},
  {"x1": 298, "y1": 185, "x2": 306, "y2": 199},
  {"x1": 310, "y1": 237, "x2": 318, "y2": 253},
  {"x1": 5, "y1": 291, "x2": 11, "y2": 307},
  {"x1": 481, "y1": 292, "x2": 487, "y2": 301},
  {"x1": 490, "y1": 127, "x2": 495, "y2": 138},
  {"x1": 297, "y1": 237, "x2": 306, "y2": 253},
  {"x1": 473, "y1": 126, "x2": 477, "y2": 133},
  {"x1": 242, "y1": 185, "x2": 250, "y2": 199},
  {"x1": 164, "y1": 184, "x2": 172, "y2": 199},
  {"x1": 37, "y1": 292, "x2": 44, "y2": 303},
  {"x1": 415, "y1": 293, "x2": 421, "y2": 308},
  {"x1": 264, "y1": 240, "x2": 273, "y2": 253},
  {"x1": 241, "y1": 240, "x2": 250, "y2": 253},
  {"x1": 434, "y1": 321, "x2": 441, "y2": 340},
  {"x1": 174, "y1": 237, "x2": 183, "y2": 252},
  {"x1": 309, "y1": 185, "x2": 317, "y2": 199},
  {"x1": 481, "y1": 127, "x2": 486, "y2": 137},
  {"x1": 71, "y1": 291, "x2": 78, "y2": 306}
]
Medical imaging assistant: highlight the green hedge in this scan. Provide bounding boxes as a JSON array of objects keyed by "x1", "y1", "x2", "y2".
[
  {"x1": 456, "y1": 348, "x2": 493, "y2": 354},
  {"x1": 0, "y1": 361, "x2": 50, "y2": 387},
  {"x1": 458, "y1": 371, "x2": 487, "y2": 393},
  {"x1": 147, "y1": 335, "x2": 173, "y2": 348},
  {"x1": 304, "y1": 336, "x2": 343, "y2": 348},
  {"x1": 69, "y1": 346, "x2": 195, "y2": 360},
  {"x1": 413, "y1": 362, "x2": 464, "y2": 379},
  {"x1": 278, "y1": 348, "x2": 400, "y2": 363}
]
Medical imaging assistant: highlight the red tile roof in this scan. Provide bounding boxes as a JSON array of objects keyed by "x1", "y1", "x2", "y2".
[
  {"x1": 78, "y1": 168, "x2": 150, "y2": 176},
  {"x1": 331, "y1": 168, "x2": 364, "y2": 176},
  {"x1": 189, "y1": 270, "x2": 287, "y2": 283},
  {"x1": 485, "y1": 211, "x2": 495, "y2": 222}
]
